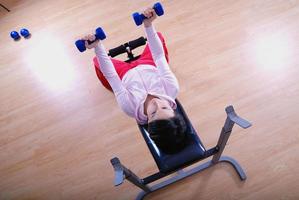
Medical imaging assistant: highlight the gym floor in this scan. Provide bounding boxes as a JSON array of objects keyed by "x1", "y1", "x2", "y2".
[{"x1": 1, "y1": 0, "x2": 299, "y2": 199}]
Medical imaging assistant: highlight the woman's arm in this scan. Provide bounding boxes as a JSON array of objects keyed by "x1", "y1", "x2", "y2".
[
  {"x1": 143, "y1": 9, "x2": 180, "y2": 97},
  {"x1": 83, "y1": 35, "x2": 135, "y2": 117},
  {"x1": 94, "y1": 43, "x2": 126, "y2": 94},
  {"x1": 143, "y1": 9, "x2": 174, "y2": 75}
]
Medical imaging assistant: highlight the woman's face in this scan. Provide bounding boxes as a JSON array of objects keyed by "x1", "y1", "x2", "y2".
[{"x1": 147, "y1": 98, "x2": 174, "y2": 122}]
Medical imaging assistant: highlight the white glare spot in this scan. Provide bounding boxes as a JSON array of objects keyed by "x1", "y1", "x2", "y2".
[
  {"x1": 252, "y1": 32, "x2": 292, "y2": 70},
  {"x1": 25, "y1": 35, "x2": 77, "y2": 92}
]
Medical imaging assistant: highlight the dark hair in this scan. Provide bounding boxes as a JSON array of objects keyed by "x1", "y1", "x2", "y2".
[{"x1": 147, "y1": 112, "x2": 188, "y2": 154}]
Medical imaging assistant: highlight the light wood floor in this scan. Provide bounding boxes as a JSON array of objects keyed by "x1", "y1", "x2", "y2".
[{"x1": 1, "y1": 0, "x2": 299, "y2": 199}]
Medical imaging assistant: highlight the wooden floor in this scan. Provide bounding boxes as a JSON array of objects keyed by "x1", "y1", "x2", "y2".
[{"x1": 1, "y1": 0, "x2": 299, "y2": 199}]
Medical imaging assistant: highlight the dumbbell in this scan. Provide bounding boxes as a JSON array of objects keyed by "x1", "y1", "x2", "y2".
[
  {"x1": 20, "y1": 28, "x2": 30, "y2": 38},
  {"x1": 132, "y1": 2, "x2": 164, "y2": 26},
  {"x1": 75, "y1": 27, "x2": 106, "y2": 52},
  {"x1": 10, "y1": 31, "x2": 20, "y2": 40}
]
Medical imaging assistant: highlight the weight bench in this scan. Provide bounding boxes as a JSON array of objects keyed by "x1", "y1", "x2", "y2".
[{"x1": 106, "y1": 37, "x2": 252, "y2": 200}]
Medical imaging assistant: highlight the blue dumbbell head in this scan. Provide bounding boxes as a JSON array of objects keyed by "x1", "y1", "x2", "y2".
[
  {"x1": 75, "y1": 27, "x2": 106, "y2": 52},
  {"x1": 132, "y1": 12, "x2": 144, "y2": 26},
  {"x1": 153, "y1": 2, "x2": 164, "y2": 16},
  {"x1": 95, "y1": 27, "x2": 106, "y2": 40},
  {"x1": 20, "y1": 28, "x2": 30, "y2": 38},
  {"x1": 75, "y1": 40, "x2": 86, "y2": 52},
  {"x1": 10, "y1": 31, "x2": 20, "y2": 40},
  {"x1": 132, "y1": 2, "x2": 164, "y2": 26}
]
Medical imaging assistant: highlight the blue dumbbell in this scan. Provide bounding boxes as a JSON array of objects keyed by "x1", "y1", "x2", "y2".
[
  {"x1": 20, "y1": 28, "x2": 30, "y2": 38},
  {"x1": 10, "y1": 31, "x2": 20, "y2": 40},
  {"x1": 132, "y1": 2, "x2": 164, "y2": 26},
  {"x1": 75, "y1": 27, "x2": 106, "y2": 52}
]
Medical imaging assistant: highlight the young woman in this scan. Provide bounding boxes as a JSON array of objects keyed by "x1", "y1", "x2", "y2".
[{"x1": 82, "y1": 8, "x2": 188, "y2": 154}]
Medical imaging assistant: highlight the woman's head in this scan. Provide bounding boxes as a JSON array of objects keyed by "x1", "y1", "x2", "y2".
[
  {"x1": 147, "y1": 98, "x2": 188, "y2": 154},
  {"x1": 147, "y1": 97, "x2": 175, "y2": 123}
]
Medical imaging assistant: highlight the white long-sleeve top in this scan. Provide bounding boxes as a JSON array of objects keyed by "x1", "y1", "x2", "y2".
[{"x1": 94, "y1": 25, "x2": 179, "y2": 124}]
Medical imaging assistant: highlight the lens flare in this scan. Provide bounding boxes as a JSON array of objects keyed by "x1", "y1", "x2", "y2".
[
  {"x1": 24, "y1": 35, "x2": 77, "y2": 92},
  {"x1": 251, "y1": 32, "x2": 293, "y2": 70}
]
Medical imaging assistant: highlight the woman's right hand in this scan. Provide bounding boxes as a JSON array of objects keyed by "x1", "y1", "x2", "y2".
[
  {"x1": 82, "y1": 34, "x2": 99, "y2": 49},
  {"x1": 143, "y1": 7, "x2": 157, "y2": 27}
]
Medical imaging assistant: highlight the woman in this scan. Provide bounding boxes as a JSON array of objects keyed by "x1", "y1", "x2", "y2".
[{"x1": 83, "y1": 7, "x2": 188, "y2": 154}]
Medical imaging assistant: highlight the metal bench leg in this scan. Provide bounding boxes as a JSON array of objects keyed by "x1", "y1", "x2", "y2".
[
  {"x1": 110, "y1": 157, "x2": 151, "y2": 193},
  {"x1": 212, "y1": 105, "x2": 251, "y2": 179},
  {"x1": 219, "y1": 156, "x2": 247, "y2": 180}
]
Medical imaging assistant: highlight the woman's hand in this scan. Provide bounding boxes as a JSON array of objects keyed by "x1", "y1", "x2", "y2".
[
  {"x1": 143, "y1": 7, "x2": 157, "y2": 27},
  {"x1": 82, "y1": 34, "x2": 99, "y2": 49}
]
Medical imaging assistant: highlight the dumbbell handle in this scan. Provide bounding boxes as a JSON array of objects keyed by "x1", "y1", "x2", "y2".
[
  {"x1": 78, "y1": 33, "x2": 102, "y2": 46},
  {"x1": 138, "y1": 14, "x2": 147, "y2": 21},
  {"x1": 86, "y1": 38, "x2": 98, "y2": 45}
]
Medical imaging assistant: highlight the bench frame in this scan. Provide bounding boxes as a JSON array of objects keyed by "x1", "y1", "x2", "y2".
[{"x1": 111, "y1": 105, "x2": 251, "y2": 200}]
